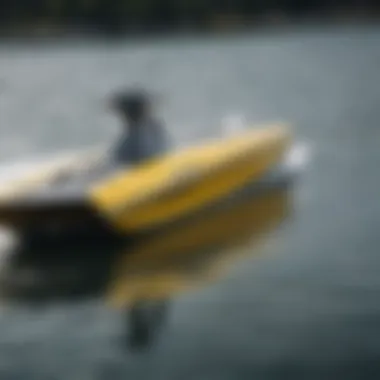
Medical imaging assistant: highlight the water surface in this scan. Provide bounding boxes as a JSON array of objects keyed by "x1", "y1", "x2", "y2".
[{"x1": 0, "y1": 24, "x2": 379, "y2": 379}]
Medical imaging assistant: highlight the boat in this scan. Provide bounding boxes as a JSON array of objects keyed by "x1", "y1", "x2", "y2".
[{"x1": 0, "y1": 123, "x2": 300, "y2": 243}]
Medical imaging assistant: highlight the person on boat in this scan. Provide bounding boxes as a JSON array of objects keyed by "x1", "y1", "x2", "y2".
[{"x1": 109, "y1": 89, "x2": 170, "y2": 165}]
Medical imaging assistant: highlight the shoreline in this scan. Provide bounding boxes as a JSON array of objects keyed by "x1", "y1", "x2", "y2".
[{"x1": 0, "y1": 13, "x2": 379, "y2": 43}]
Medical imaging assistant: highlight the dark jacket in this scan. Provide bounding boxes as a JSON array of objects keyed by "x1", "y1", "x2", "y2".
[{"x1": 112, "y1": 119, "x2": 170, "y2": 165}]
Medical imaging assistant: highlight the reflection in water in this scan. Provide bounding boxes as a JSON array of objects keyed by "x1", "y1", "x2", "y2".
[
  {"x1": 112, "y1": 184, "x2": 291, "y2": 350},
  {"x1": 109, "y1": 187, "x2": 291, "y2": 306},
  {"x1": 0, "y1": 179, "x2": 292, "y2": 351},
  {"x1": 126, "y1": 299, "x2": 170, "y2": 351},
  {"x1": 0, "y1": 240, "x2": 121, "y2": 302}
]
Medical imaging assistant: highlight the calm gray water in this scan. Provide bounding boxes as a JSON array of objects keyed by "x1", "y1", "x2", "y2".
[{"x1": 0, "y1": 24, "x2": 380, "y2": 379}]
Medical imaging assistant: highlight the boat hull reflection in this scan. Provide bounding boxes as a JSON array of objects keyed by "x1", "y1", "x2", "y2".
[
  {"x1": 108, "y1": 171, "x2": 293, "y2": 350},
  {"x1": 0, "y1": 166, "x2": 295, "y2": 351}
]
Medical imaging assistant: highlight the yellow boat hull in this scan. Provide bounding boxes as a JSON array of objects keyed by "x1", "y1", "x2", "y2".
[
  {"x1": 90, "y1": 124, "x2": 290, "y2": 233},
  {"x1": 0, "y1": 124, "x2": 291, "y2": 237}
]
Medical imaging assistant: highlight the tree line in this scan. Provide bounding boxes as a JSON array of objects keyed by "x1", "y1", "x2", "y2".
[{"x1": 1, "y1": 0, "x2": 379, "y2": 34}]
